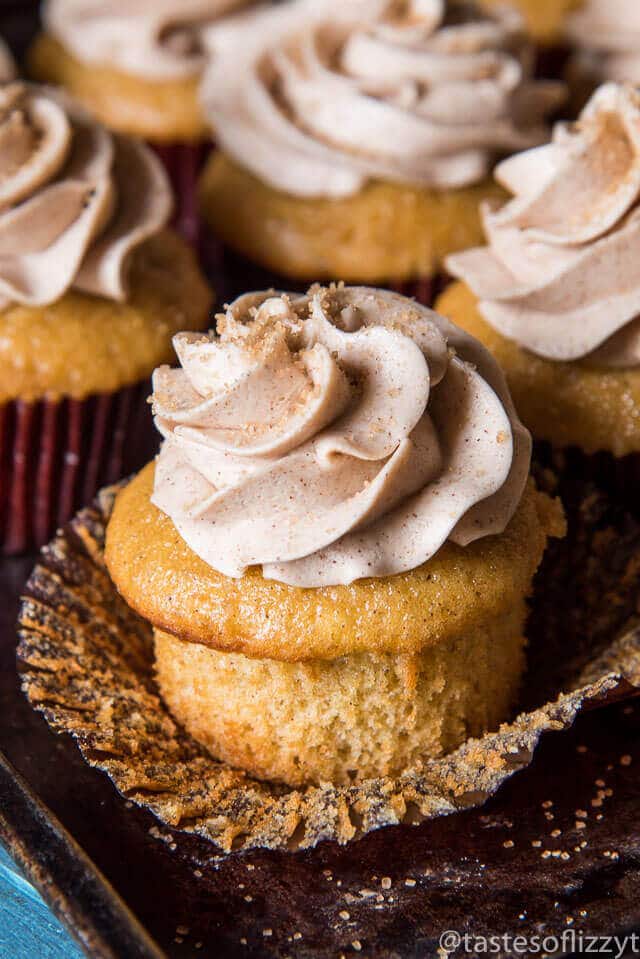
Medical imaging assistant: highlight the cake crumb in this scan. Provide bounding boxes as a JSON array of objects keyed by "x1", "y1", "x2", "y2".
[
  {"x1": 339, "y1": 911, "x2": 350, "y2": 921},
  {"x1": 381, "y1": 877, "x2": 392, "y2": 890},
  {"x1": 503, "y1": 840, "x2": 514, "y2": 849},
  {"x1": 352, "y1": 941, "x2": 362, "y2": 952},
  {"x1": 620, "y1": 754, "x2": 632, "y2": 766},
  {"x1": 405, "y1": 878, "x2": 416, "y2": 887}
]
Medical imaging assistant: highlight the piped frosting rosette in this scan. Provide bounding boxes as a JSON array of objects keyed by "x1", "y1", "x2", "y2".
[
  {"x1": 43, "y1": 0, "x2": 252, "y2": 81},
  {"x1": 567, "y1": 0, "x2": 640, "y2": 86},
  {"x1": 0, "y1": 82, "x2": 171, "y2": 309},
  {"x1": 200, "y1": 0, "x2": 564, "y2": 197},
  {"x1": 151, "y1": 286, "x2": 530, "y2": 588},
  {"x1": 447, "y1": 83, "x2": 640, "y2": 368}
]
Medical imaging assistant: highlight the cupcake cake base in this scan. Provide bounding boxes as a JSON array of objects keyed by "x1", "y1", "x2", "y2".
[
  {"x1": 17, "y1": 468, "x2": 640, "y2": 852},
  {"x1": 199, "y1": 153, "x2": 505, "y2": 305}
]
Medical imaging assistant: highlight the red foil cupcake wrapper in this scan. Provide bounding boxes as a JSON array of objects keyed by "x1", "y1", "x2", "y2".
[
  {"x1": 0, "y1": 381, "x2": 157, "y2": 555},
  {"x1": 150, "y1": 142, "x2": 212, "y2": 248}
]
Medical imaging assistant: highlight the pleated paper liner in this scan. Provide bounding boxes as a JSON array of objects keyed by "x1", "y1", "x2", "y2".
[
  {"x1": 0, "y1": 381, "x2": 157, "y2": 555},
  {"x1": 16, "y1": 465, "x2": 640, "y2": 854},
  {"x1": 150, "y1": 142, "x2": 212, "y2": 249}
]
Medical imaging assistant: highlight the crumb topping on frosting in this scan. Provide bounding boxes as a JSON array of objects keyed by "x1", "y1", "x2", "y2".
[
  {"x1": 151, "y1": 285, "x2": 530, "y2": 587},
  {"x1": 43, "y1": 0, "x2": 254, "y2": 81},
  {"x1": 200, "y1": 0, "x2": 564, "y2": 197},
  {"x1": 0, "y1": 82, "x2": 171, "y2": 309},
  {"x1": 448, "y1": 84, "x2": 640, "y2": 368}
]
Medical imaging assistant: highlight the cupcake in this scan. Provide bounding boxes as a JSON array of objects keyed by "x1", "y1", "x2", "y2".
[
  {"x1": 0, "y1": 82, "x2": 212, "y2": 553},
  {"x1": 440, "y1": 83, "x2": 640, "y2": 494},
  {"x1": 565, "y1": 1, "x2": 640, "y2": 110},
  {"x1": 105, "y1": 285, "x2": 563, "y2": 787},
  {"x1": 29, "y1": 0, "x2": 257, "y2": 243},
  {"x1": 198, "y1": 0, "x2": 564, "y2": 304}
]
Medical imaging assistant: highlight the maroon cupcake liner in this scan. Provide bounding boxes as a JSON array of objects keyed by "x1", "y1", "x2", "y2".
[
  {"x1": 0, "y1": 380, "x2": 158, "y2": 555},
  {"x1": 150, "y1": 141, "x2": 212, "y2": 248},
  {"x1": 387, "y1": 274, "x2": 451, "y2": 307},
  {"x1": 200, "y1": 233, "x2": 450, "y2": 311},
  {"x1": 534, "y1": 441, "x2": 640, "y2": 514}
]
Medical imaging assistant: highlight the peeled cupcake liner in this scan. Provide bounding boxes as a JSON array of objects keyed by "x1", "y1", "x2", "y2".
[
  {"x1": 150, "y1": 141, "x2": 213, "y2": 249},
  {"x1": 16, "y1": 468, "x2": 640, "y2": 854},
  {"x1": 0, "y1": 381, "x2": 158, "y2": 555}
]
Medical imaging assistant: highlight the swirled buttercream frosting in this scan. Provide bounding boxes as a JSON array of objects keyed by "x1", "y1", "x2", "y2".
[
  {"x1": 0, "y1": 82, "x2": 171, "y2": 309},
  {"x1": 567, "y1": 0, "x2": 640, "y2": 85},
  {"x1": 151, "y1": 285, "x2": 531, "y2": 587},
  {"x1": 43, "y1": 0, "x2": 253, "y2": 81},
  {"x1": 448, "y1": 84, "x2": 640, "y2": 368},
  {"x1": 200, "y1": 0, "x2": 564, "y2": 197}
]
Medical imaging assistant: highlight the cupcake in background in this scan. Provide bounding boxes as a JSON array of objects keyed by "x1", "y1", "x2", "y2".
[
  {"x1": 481, "y1": 0, "x2": 580, "y2": 48},
  {"x1": 29, "y1": 0, "x2": 257, "y2": 243},
  {"x1": 565, "y1": 1, "x2": 640, "y2": 109},
  {"x1": 439, "y1": 83, "x2": 640, "y2": 496},
  {"x1": 198, "y1": 0, "x2": 564, "y2": 304},
  {"x1": 0, "y1": 82, "x2": 212, "y2": 553}
]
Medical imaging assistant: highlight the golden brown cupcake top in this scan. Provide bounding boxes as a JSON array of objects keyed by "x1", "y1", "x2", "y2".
[
  {"x1": 201, "y1": 0, "x2": 564, "y2": 197},
  {"x1": 150, "y1": 285, "x2": 531, "y2": 587},
  {"x1": 42, "y1": 0, "x2": 253, "y2": 81},
  {"x1": 448, "y1": 83, "x2": 640, "y2": 368},
  {"x1": 0, "y1": 82, "x2": 171, "y2": 308}
]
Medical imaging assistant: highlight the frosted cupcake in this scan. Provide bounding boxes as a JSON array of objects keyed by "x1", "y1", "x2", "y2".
[
  {"x1": 29, "y1": 0, "x2": 257, "y2": 242},
  {"x1": 105, "y1": 285, "x2": 563, "y2": 787},
  {"x1": 199, "y1": 0, "x2": 564, "y2": 302},
  {"x1": 440, "y1": 83, "x2": 640, "y2": 492},
  {"x1": 0, "y1": 82, "x2": 212, "y2": 552},
  {"x1": 565, "y1": 1, "x2": 640, "y2": 109}
]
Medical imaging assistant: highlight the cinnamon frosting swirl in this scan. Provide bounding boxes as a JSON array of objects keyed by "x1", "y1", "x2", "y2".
[
  {"x1": 200, "y1": 0, "x2": 564, "y2": 197},
  {"x1": 151, "y1": 285, "x2": 530, "y2": 587},
  {"x1": 567, "y1": 0, "x2": 640, "y2": 86},
  {"x1": 43, "y1": 0, "x2": 252, "y2": 81},
  {"x1": 448, "y1": 83, "x2": 640, "y2": 367},
  {"x1": 0, "y1": 82, "x2": 171, "y2": 309}
]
